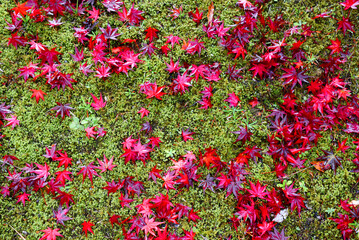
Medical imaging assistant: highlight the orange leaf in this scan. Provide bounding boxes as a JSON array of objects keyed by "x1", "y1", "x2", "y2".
[
  {"x1": 311, "y1": 161, "x2": 325, "y2": 172},
  {"x1": 207, "y1": 1, "x2": 214, "y2": 25}
]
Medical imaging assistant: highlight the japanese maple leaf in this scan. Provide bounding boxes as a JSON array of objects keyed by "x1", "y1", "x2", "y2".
[
  {"x1": 140, "y1": 42, "x2": 158, "y2": 58},
  {"x1": 232, "y1": 44, "x2": 247, "y2": 60},
  {"x1": 161, "y1": 45, "x2": 171, "y2": 56},
  {"x1": 18, "y1": 62, "x2": 39, "y2": 82},
  {"x1": 109, "y1": 215, "x2": 121, "y2": 227},
  {"x1": 33, "y1": 163, "x2": 51, "y2": 180},
  {"x1": 318, "y1": 150, "x2": 343, "y2": 174},
  {"x1": 0, "y1": 102, "x2": 12, "y2": 118},
  {"x1": 269, "y1": 227, "x2": 290, "y2": 240},
  {"x1": 95, "y1": 64, "x2": 111, "y2": 79},
  {"x1": 141, "y1": 218, "x2": 164, "y2": 237},
  {"x1": 48, "y1": 18, "x2": 63, "y2": 27},
  {"x1": 338, "y1": 17, "x2": 354, "y2": 35},
  {"x1": 39, "y1": 228, "x2": 63, "y2": 240},
  {"x1": 182, "y1": 128, "x2": 195, "y2": 142},
  {"x1": 54, "y1": 151, "x2": 73, "y2": 169},
  {"x1": 162, "y1": 171, "x2": 177, "y2": 191},
  {"x1": 36, "y1": 47, "x2": 62, "y2": 66},
  {"x1": 199, "y1": 174, "x2": 216, "y2": 193},
  {"x1": 327, "y1": 38, "x2": 342, "y2": 54},
  {"x1": 216, "y1": 24, "x2": 230, "y2": 39},
  {"x1": 87, "y1": 7, "x2": 101, "y2": 21},
  {"x1": 172, "y1": 71, "x2": 193, "y2": 94},
  {"x1": 149, "y1": 137, "x2": 162, "y2": 148},
  {"x1": 249, "y1": 63, "x2": 267, "y2": 79},
  {"x1": 200, "y1": 85, "x2": 213, "y2": 98},
  {"x1": 70, "y1": 46, "x2": 84, "y2": 62},
  {"x1": 145, "y1": 27, "x2": 159, "y2": 42},
  {"x1": 100, "y1": 24, "x2": 121, "y2": 40},
  {"x1": 236, "y1": 0, "x2": 254, "y2": 9},
  {"x1": 138, "y1": 108, "x2": 150, "y2": 118},
  {"x1": 188, "y1": 209, "x2": 202, "y2": 222},
  {"x1": 249, "y1": 97, "x2": 259, "y2": 107},
  {"x1": 340, "y1": 0, "x2": 359, "y2": 10},
  {"x1": 51, "y1": 102, "x2": 74, "y2": 120},
  {"x1": 224, "y1": 92, "x2": 240, "y2": 107},
  {"x1": 118, "y1": 3, "x2": 144, "y2": 26},
  {"x1": 280, "y1": 66, "x2": 309, "y2": 89},
  {"x1": 145, "y1": 84, "x2": 166, "y2": 100},
  {"x1": 5, "y1": 115, "x2": 20, "y2": 129},
  {"x1": 79, "y1": 62, "x2": 93, "y2": 76},
  {"x1": 16, "y1": 192, "x2": 31, "y2": 206},
  {"x1": 11, "y1": 2, "x2": 30, "y2": 16},
  {"x1": 78, "y1": 162, "x2": 100, "y2": 184},
  {"x1": 55, "y1": 170, "x2": 72, "y2": 184},
  {"x1": 8, "y1": 31, "x2": 27, "y2": 49},
  {"x1": 169, "y1": 5, "x2": 182, "y2": 20},
  {"x1": 165, "y1": 58, "x2": 180, "y2": 73},
  {"x1": 96, "y1": 155, "x2": 116, "y2": 173},
  {"x1": 188, "y1": 8, "x2": 203, "y2": 24},
  {"x1": 200, "y1": 147, "x2": 220, "y2": 169},
  {"x1": 247, "y1": 181, "x2": 267, "y2": 199},
  {"x1": 232, "y1": 126, "x2": 252, "y2": 144},
  {"x1": 103, "y1": 180, "x2": 121, "y2": 195},
  {"x1": 119, "y1": 192, "x2": 134, "y2": 208},
  {"x1": 164, "y1": 35, "x2": 181, "y2": 48},
  {"x1": 30, "y1": 89, "x2": 47, "y2": 103},
  {"x1": 52, "y1": 206, "x2": 72, "y2": 226},
  {"x1": 82, "y1": 221, "x2": 95, "y2": 237},
  {"x1": 148, "y1": 165, "x2": 162, "y2": 183},
  {"x1": 337, "y1": 138, "x2": 350, "y2": 153},
  {"x1": 89, "y1": 93, "x2": 106, "y2": 110}
]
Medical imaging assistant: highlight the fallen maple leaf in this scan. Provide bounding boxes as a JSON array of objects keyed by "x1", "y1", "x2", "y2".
[
  {"x1": 30, "y1": 89, "x2": 47, "y2": 103},
  {"x1": 81, "y1": 221, "x2": 95, "y2": 237},
  {"x1": 39, "y1": 228, "x2": 63, "y2": 240}
]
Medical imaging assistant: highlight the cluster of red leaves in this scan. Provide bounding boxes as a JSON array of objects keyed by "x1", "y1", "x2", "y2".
[{"x1": 330, "y1": 199, "x2": 359, "y2": 239}]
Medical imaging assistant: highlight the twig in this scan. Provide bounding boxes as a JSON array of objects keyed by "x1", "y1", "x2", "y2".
[
  {"x1": 8, "y1": 224, "x2": 26, "y2": 240},
  {"x1": 262, "y1": 165, "x2": 315, "y2": 183}
]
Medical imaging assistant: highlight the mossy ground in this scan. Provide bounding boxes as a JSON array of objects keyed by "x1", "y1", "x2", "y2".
[{"x1": 0, "y1": 0, "x2": 359, "y2": 239}]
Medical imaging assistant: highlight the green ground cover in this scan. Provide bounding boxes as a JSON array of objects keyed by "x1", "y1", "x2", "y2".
[{"x1": 0, "y1": 0, "x2": 359, "y2": 239}]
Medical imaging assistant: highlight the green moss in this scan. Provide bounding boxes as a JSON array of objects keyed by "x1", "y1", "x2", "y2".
[{"x1": 0, "y1": 0, "x2": 359, "y2": 239}]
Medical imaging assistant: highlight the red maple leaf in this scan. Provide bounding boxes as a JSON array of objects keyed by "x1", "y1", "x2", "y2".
[
  {"x1": 16, "y1": 192, "x2": 31, "y2": 206},
  {"x1": 36, "y1": 47, "x2": 62, "y2": 66},
  {"x1": 141, "y1": 218, "x2": 164, "y2": 237},
  {"x1": 11, "y1": 2, "x2": 30, "y2": 16},
  {"x1": 85, "y1": 126, "x2": 97, "y2": 139},
  {"x1": 337, "y1": 17, "x2": 354, "y2": 35},
  {"x1": 224, "y1": 92, "x2": 240, "y2": 107},
  {"x1": 51, "y1": 102, "x2": 74, "y2": 120},
  {"x1": 53, "y1": 150, "x2": 73, "y2": 169},
  {"x1": 87, "y1": 7, "x2": 101, "y2": 21},
  {"x1": 188, "y1": 8, "x2": 203, "y2": 24},
  {"x1": 138, "y1": 108, "x2": 150, "y2": 118},
  {"x1": 247, "y1": 181, "x2": 267, "y2": 199},
  {"x1": 55, "y1": 170, "x2": 72, "y2": 184},
  {"x1": 39, "y1": 228, "x2": 63, "y2": 240},
  {"x1": 340, "y1": 0, "x2": 359, "y2": 10},
  {"x1": 52, "y1": 206, "x2": 72, "y2": 226},
  {"x1": 96, "y1": 155, "x2": 117, "y2": 173},
  {"x1": 81, "y1": 221, "x2": 95, "y2": 237},
  {"x1": 5, "y1": 115, "x2": 20, "y2": 129},
  {"x1": 78, "y1": 162, "x2": 100, "y2": 184},
  {"x1": 144, "y1": 27, "x2": 159, "y2": 42},
  {"x1": 182, "y1": 128, "x2": 195, "y2": 142},
  {"x1": 249, "y1": 63, "x2": 267, "y2": 79},
  {"x1": 30, "y1": 89, "x2": 47, "y2": 103},
  {"x1": 327, "y1": 38, "x2": 342, "y2": 54}
]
